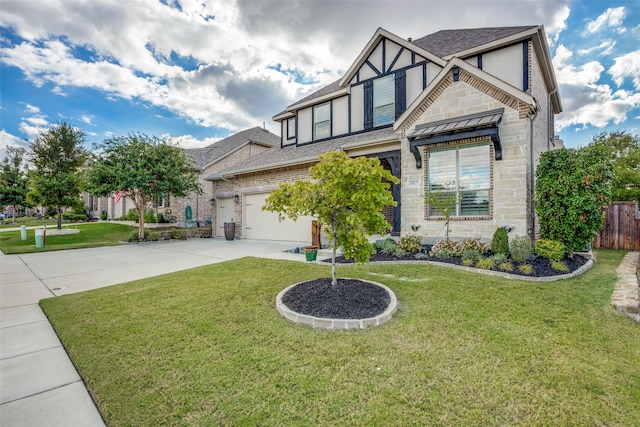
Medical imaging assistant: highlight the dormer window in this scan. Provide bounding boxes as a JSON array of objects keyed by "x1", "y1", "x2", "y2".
[
  {"x1": 373, "y1": 74, "x2": 395, "y2": 127},
  {"x1": 314, "y1": 102, "x2": 331, "y2": 140}
]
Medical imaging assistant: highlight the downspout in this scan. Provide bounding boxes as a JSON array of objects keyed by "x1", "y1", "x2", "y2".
[{"x1": 529, "y1": 101, "x2": 540, "y2": 243}]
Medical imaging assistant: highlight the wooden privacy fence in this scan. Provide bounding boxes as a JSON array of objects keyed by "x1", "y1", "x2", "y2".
[{"x1": 593, "y1": 202, "x2": 640, "y2": 250}]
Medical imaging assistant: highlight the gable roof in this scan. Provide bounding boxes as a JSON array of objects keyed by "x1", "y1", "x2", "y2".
[
  {"x1": 394, "y1": 57, "x2": 536, "y2": 133},
  {"x1": 275, "y1": 25, "x2": 560, "y2": 118},
  {"x1": 186, "y1": 126, "x2": 278, "y2": 171},
  {"x1": 410, "y1": 26, "x2": 538, "y2": 58}
]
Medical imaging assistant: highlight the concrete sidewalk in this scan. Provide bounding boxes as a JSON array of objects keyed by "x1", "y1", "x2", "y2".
[{"x1": 1, "y1": 238, "x2": 310, "y2": 426}]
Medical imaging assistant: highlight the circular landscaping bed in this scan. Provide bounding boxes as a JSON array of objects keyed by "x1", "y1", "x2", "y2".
[{"x1": 276, "y1": 278, "x2": 397, "y2": 330}]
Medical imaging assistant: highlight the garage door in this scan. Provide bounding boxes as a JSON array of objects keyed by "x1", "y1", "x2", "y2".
[
  {"x1": 244, "y1": 193, "x2": 314, "y2": 241},
  {"x1": 216, "y1": 197, "x2": 235, "y2": 238}
]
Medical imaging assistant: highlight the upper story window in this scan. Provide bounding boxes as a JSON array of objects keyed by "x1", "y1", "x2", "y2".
[
  {"x1": 374, "y1": 74, "x2": 395, "y2": 127},
  {"x1": 314, "y1": 102, "x2": 331, "y2": 140},
  {"x1": 287, "y1": 117, "x2": 296, "y2": 140},
  {"x1": 427, "y1": 143, "x2": 490, "y2": 217}
]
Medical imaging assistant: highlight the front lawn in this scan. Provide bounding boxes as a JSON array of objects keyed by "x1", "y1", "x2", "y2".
[
  {"x1": 0, "y1": 222, "x2": 136, "y2": 254},
  {"x1": 40, "y1": 251, "x2": 639, "y2": 426}
]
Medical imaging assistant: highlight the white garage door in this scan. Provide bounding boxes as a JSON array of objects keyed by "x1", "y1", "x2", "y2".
[
  {"x1": 244, "y1": 193, "x2": 314, "y2": 241},
  {"x1": 216, "y1": 197, "x2": 235, "y2": 238}
]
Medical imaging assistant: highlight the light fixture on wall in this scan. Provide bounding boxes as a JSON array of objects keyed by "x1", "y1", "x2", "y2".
[
  {"x1": 234, "y1": 195, "x2": 240, "y2": 204},
  {"x1": 411, "y1": 224, "x2": 420, "y2": 232},
  {"x1": 210, "y1": 198, "x2": 216, "y2": 207}
]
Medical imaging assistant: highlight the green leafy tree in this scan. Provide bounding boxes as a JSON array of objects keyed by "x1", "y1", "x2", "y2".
[
  {"x1": 423, "y1": 190, "x2": 457, "y2": 238},
  {"x1": 263, "y1": 151, "x2": 399, "y2": 285},
  {"x1": 0, "y1": 145, "x2": 30, "y2": 223},
  {"x1": 535, "y1": 144, "x2": 614, "y2": 253},
  {"x1": 589, "y1": 131, "x2": 640, "y2": 203},
  {"x1": 86, "y1": 134, "x2": 201, "y2": 239},
  {"x1": 28, "y1": 121, "x2": 89, "y2": 229}
]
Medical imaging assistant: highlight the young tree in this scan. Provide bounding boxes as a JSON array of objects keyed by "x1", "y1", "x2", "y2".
[
  {"x1": 535, "y1": 144, "x2": 614, "y2": 253},
  {"x1": 28, "y1": 121, "x2": 89, "y2": 229},
  {"x1": 263, "y1": 151, "x2": 399, "y2": 285},
  {"x1": 86, "y1": 134, "x2": 201, "y2": 240},
  {"x1": 0, "y1": 146, "x2": 29, "y2": 223},
  {"x1": 589, "y1": 131, "x2": 640, "y2": 203}
]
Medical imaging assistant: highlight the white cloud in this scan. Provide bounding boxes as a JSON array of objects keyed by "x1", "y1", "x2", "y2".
[
  {"x1": 79, "y1": 115, "x2": 96, "y2": 126},
  {"x1": 577, "y1": 40, "x2": 616, "y2": 56},
  {"x1": 585, "y1": 6, "x2": 626, "y2": 34},
  {"x1": 553, "y1": 44, "x2": 640, "y2": 131},
  {"x1": 0, "y1": 0, "x2": 573, "y2": 136},
  {"x1": 0, "y1": 129, "x2": 24, "y2": 153},
  {"x1": 169, "y1": 134, "x2": 222, "y2": 149},
  {"x1": 609, "y1": 49, "x2": 640, "y2": 90}
]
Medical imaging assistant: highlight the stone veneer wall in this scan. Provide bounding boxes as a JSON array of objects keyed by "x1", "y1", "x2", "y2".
[{"x1": 400, "y1": 77, "x2": 532, "y2": 241}]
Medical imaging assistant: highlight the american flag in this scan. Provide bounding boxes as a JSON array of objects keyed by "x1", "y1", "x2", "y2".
[{"x1": 114, "y1": 190, "x2": 125, "y2": 204}]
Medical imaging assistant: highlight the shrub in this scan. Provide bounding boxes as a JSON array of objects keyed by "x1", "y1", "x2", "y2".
[
  {"x1": 518, "y1": 263, "x2": 535, "y2": 275},
  {"x1": 476, "y1": 257, "x2": 495, "y2": 270},
  {"x1": 510, "y1": 235, "x2": 533, "y2": 262},
  {"x1": 62, "y1": 212, "x2": 87, "y2": 222},
  {"x1": 397, "y1": 234, "x2": 422, "y2": 254},
  {"x1": 461, "y1": 237, "x2": 490, "y2": 254},
  {"x1": 551, "y1": 260, "x2": 569, "y2": 272},
  {"x1": 100, "y1": 211, "x2": 107, "y2": 221},
  {"x1": 535, "y1": 144, "x2": 614, "y2": 253},
  {"x1": 462, "y1": 249, "x2": 481, "y2": 263},
  {"x1": 171, "y1": 229, "x2": 188, "y2": 240},
  {"x1": 414, "y1": 252, "x2": 429, "y2": 260},
  {"x1": 491, "y1": 227, "x2": 510, "y2": 256},
  {"x1": 375, "y1": 238, "x2": 397, "y2": 255},
  {"x1": 535, "y1": 239, "x2": 566, "y2": 261},
  {"x1": 144, "y1": 210, "x2": 157, "y2": 224},
  {"x1": 462, "y1": 258, "x2": 475, "y2": 267},
  {"x1": 147, "y1": 231, "x2": 160, "y2": 241},
  {"x1": 492, "y1": 253, "x2": 508, "y2": 264},
  {"x1": 431, "y1": 239, "x2": 463, "y2": 258},
  {"x1": 393, "y1": 247, "x2": 407, "y2": 258},
  {"x1": 497, "y1": 260, "x2": 514, "y2": 272},
  {"x1": 126, "y1": 209, "x2": 138, "y2": 221}
]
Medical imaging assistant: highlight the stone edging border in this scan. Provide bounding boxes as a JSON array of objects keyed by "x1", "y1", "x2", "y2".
[
  {"x1": 316, "y1": 253, "x2": 595, "y2": 283},
  {"x1": 276, "y1": 278, "x2": 398, "y2": 330},
  {"x1": 612, "y1": 251, "x2": 640, "y2": 322}
]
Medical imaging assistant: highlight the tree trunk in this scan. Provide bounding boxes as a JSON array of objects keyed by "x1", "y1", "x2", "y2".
[
  {"x1": 137, "y1": 204, "x2": 145, "y2": 239},
  {"x1": 331, "y1": 218, "x2": 337, "y2": 286},
  {"x1": 57, "y1": 207, "x2": 62, "y2": 229}
]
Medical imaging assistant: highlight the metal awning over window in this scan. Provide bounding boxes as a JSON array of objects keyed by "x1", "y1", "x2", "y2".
[{"x1": 408, "y1": 108, "x2": 504, "y2": 168}]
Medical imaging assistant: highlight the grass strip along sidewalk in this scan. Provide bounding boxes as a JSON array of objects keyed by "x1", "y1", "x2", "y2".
[
  {"x1": 0, "y1": 222, "x2": 136, "y2": 254},
  {"x1": 40, "y1": 251, "x2": 639, "y2": 426}
]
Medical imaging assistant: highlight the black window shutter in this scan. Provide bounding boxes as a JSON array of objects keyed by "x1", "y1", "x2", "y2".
[
  {"x1": 395, "y1": 69, "x2": 406, "y2": 119},
  {"x1": 364, "y1": 80, "x2": 373, "y2": 130}
]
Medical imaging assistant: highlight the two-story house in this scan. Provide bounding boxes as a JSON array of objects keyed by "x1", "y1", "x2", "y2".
[{"x1": 207, "y1": 25, "x2": 562, "y2": 243}]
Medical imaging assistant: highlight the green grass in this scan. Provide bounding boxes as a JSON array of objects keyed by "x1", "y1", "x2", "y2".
[
  {"x1": 40, "y1": 250, "x2": 639, "y2": 426},
  {"x1": 0, "y1": 217, "x2": 59, "y2": 228},
  {"x1": 0, "y1": 223, "x2": 136, "y2": 254}
]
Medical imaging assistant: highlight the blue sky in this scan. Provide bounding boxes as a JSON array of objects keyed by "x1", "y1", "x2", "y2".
[{"x1": 1, "y1": 0, "x2": 639, "y2": 155}]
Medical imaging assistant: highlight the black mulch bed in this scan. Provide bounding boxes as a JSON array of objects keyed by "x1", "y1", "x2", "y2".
[
  {"x1": 281, "y1": 278, "x2": 391, "y2": 319},
  {"x1": 325, "y1": 245, "x2": 589, "y2": 278}
]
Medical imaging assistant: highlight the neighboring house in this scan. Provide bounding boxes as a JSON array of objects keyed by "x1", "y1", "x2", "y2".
[
  {"x1": 209, "y1": 25, "x2": 563, "y2": 243},
  {"x1": 172, "y1": 126, "x2": 278, "y2": 227},
  {"x1": 84, "y1": 127, "x2": 277, "y2": 224}
]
